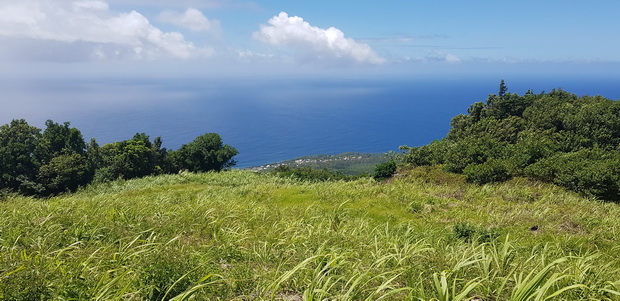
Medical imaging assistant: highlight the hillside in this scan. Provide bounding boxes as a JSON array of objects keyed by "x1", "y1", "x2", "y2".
[
  {"x1": 1, "y1": 169, "x2": 619, "y2": 300},
  {"x1": 247, "y1": 152, "x2": 388, "y2": 175}
]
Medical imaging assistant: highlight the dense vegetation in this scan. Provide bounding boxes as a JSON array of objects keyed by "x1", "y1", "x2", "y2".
[
  {"x1": 1, "y1": 169, "x2": 618, "y2": 300},
  {"x1": 402, "y1": 80, "x2": 620, "y2": 201},
  {"x1": 0, "y1": 119, "x2": 237, "y2": 196}
]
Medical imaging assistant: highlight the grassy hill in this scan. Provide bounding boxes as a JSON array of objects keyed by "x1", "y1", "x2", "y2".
[{"x1": 1, "y1": 168, "x2": 619, "y2": 300}]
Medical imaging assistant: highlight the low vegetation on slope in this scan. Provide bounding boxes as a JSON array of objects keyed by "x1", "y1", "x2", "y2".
[{"x1": 1, "y1": 169, "x2": 619, "y2": 300}]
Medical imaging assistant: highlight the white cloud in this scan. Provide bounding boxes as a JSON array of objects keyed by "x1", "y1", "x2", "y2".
[
  {"x1": 445, "y1": 53, "x2": 461, "y2": 63},
  {"x1": 254, "y1": 12, "x2": 385, "y2": 65},
  {"x1": 0, "y1": 0, "x2": 213, "y2": 61},
  {"x1": 159, "y1": 8, "x2": 220, "y2": 33}
]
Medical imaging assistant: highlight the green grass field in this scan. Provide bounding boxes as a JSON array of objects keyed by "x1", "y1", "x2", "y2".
[{"x1": 1, "y1": 167, "x2": 619, "y2": 300}]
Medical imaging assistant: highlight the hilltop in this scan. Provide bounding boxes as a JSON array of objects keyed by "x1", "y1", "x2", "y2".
[{"x1": 1, "y1": 168, "x2": 619, "y2": 300}]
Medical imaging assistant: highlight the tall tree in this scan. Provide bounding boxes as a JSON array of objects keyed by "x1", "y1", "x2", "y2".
[
  {"x1": 35, "y1": 120, "x2": 86, "y2": 164},
  {"x1": 498, "y1": 79, "x2": 508, "y2": 97},
  {"x1": 95, "y1": 133, "x2": 166, "y2": 181},
  {"x1": 0, "y1": 119, "x2": 41, "y2": 192}
]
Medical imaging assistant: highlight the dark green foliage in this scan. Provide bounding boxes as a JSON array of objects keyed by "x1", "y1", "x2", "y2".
[
  {"x1": 36, "y1": 121, "x2": 91, "y2": 194},
  {"x1": 444, "y1": 137, "x2": 508, "y2": 173},
  {"x1": 453, "y1": 222, "x2": 477, "y2": 241},
  {"x1": 525, "y1": 149, "x2": 620, "y2": 201},
  {"x1": 477, "y1": 227, "x2": 501, "y2": 243},
  {"x1": 401, "y1": 140, "x2": 449, "y2": 166},
  {"x1": 97, "y1": 134, "x2": 161, "y2": 181},
  {"x1": 170, "y1": 133, "x2": 238, "y2": 173},
  {"x1": 504, "y1": 130, "x2": 560, "y2": 170},
  {"x1": 373, "y1": 160, "x2": 397, "y2": 180},
  {"x1": 38, "y1": 151, "x2": 91, "y2": 194},
  {"x1": 402, "y1": 80, "x2": 620, "y2": 201},
  {"x1": 35, "y1": 120, "x2": 86, "y2": 164},
  {"x1": 453, "y1": 222, "x2": 500, "y2": 243},
  {"x1": 0, "y1": 119, "x2": 42, "y2": 193},
  {"x1": 563, "y1": 97, "x2": 620, "y2": 149},
  {"x1": 0, "y1": 119, "x2": 237, "y2": 196},
  {"x1": 273, "y1": 165, "x2": 360, "y2": 182},
  {"x1": 86, "y1": 138, "x2": 103, "y2": 172},
  {"x1": 522, "y1": 91, "x2": 578, "y2": 133},
  {"x1": 463, "y1": 159, "x2": 510, "y2": 184},
  {"x1": 498, "y1": 79, "x2": 507, "y2": 97}
]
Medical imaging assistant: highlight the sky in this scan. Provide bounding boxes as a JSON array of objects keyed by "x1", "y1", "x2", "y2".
[{"x1": 1, "y1": 0, "x2": 620, "y2": 80}]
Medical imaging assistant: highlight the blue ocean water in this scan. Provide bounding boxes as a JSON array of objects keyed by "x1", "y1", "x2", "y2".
[{"x1": 2, "y1": 75, "x2": 619, "y2": 168}]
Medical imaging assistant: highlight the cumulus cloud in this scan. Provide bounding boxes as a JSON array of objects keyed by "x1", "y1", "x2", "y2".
[
  {"x1": 159, "y1": 8, "x2": 220, "y2": 33},
  {"x1": 254, "y1": 12, "x2": 385, "y2": 65},
  {"x1": 0, "y1": 0, "x2": 213, "y2": 61}
]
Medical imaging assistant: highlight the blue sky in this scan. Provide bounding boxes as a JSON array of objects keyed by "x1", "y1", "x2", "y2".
[{"x1": 1, "y1": 0, "x2": 619, "y2": 78}]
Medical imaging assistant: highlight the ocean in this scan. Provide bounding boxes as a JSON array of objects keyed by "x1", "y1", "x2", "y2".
[{"x1": 2, "y1": 75, "x2": 619, "y2": 168}]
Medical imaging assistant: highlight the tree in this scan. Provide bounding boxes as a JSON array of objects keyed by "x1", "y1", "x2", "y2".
[
  {"x1": 35, "y1": 120, "x2": 86, "y2": 165},
  {"x1": 498, "y1": 79, "x2": 508, "y2": 97},
  {"x1": 373, "y1": 160, "x2": 397, "y2": 180},
  {"x1": 86, "y1": 138, "x2": 103, "y2": 172},
  {"x1": 0, "y1": 119, "x2": 41, "y2": 192},
  {"x1": 171, "y1": 133, "x2": 238, "y2": 172},
  {"x1": 97, "y1": 134, "x2": 160, "y2": 181},
  {"x1": 37, "y1": 151, "x2": 90, "y2": 195}
]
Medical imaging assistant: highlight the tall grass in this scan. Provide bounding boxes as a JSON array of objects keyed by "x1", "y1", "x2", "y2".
[{"x1": 0, "y1": 168, "x2": 619, "y2": 300}]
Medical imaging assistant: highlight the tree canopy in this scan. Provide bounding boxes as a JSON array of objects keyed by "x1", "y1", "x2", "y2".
[
  {"x1": 403, "y1": 80, "x2": 620, "y2": 202},
  {"x1": 0, "y1": 120, "x2": 237, "y2": 196}
]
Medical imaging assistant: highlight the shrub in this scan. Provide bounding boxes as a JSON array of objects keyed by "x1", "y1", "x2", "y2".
[
  {"x1": 401, "y1": 140, "x2": 449, "y2": 166},
  {"x1": 525, "y1": 149, "x2": 620, "y2": 201},
  {"x1": 444, "y1": 138, "x2": 508, "y2": 173},
  {"x1": 453, "y1": 222, "x2": 500, "y2": 243},
  {"x1": 170, "y1": 133, "x2": 238, "y2": 173},
  {"x1": 373, "y1": 160, "x2": 397, "y2": 180},
  {"x1": 463, "y1": 159, "x2": 510, "y2": 184},
  {"x1": 453, "y1": 222, "x2": 477, "y2": 242}
]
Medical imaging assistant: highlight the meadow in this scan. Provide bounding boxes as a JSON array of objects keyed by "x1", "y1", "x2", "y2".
[{"x1": 1, "y1": 168, "x2": 619, "y2": 300}]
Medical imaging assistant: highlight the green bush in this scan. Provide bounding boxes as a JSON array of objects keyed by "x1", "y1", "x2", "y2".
[
  {"x1": 170, "y1": 133, "x2": 238, "y2": 173},
  {"x1": 525, "y1": 149, "x2": 620, "y2": 201},
  {"x1": 453, "y1": 222, "x2": 500, "y2": 243},
  {"x1": 444, "y1": 138, "x2": 508, "y2": 173},
  {"x1": 453, "y1": 222, "x2": 477, "y2": 242},
  {"x1": 463, "y1": 159, "x2": 510, "y2": 184},
  {"x1": 373, "y1": 160, "x2": 397, "y2": 180},
  {"x1": 401, "y1": 140, "x2": 449, "y2": 166}
]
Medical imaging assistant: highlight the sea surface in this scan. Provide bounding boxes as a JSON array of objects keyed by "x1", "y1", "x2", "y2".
[{"x1": 2, "y1": 75, "x2": 619, "y2": 168}]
